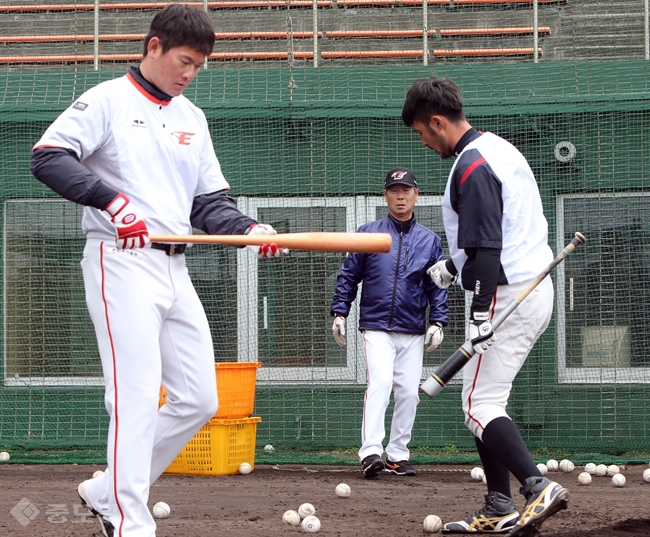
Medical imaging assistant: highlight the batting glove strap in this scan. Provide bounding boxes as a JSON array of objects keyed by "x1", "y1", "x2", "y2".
[
  {"x1": 332, "y1": 315, "x2": 346, "y2": 347},
  {"x1": 427, "y1": 259, "x2": 458, "y2": 289},
  {"x1": 468, "y1": 312, "x2": 496, "y2": 354},
  {"x1": 245, "y1": 223, "x2": 289, "y2": 258},
  {"x1": 104, "y1": 193, "x2": 150, "y2": 249}
]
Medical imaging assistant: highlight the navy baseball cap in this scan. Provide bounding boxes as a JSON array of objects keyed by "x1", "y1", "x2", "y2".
[{"x1": 384, "y1": 167, "x2": 418, "y2": 189}]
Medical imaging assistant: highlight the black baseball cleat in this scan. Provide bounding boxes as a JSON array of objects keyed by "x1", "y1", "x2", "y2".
[
  {"x1": 361, "y1": 454, "x2": 385, "y2": 478},
  {"x1": 443, "y1": 491, "x2": 519, "y2": 533},
  {"x1": 384, "y1": 459, "x2": 416, "y2": 476},
  {"x1": 506, "y1": 477, "x2": 569, "y2": 537},
  {"x1": 78, "y1": 481, "x2": 115, "y2": 537}
]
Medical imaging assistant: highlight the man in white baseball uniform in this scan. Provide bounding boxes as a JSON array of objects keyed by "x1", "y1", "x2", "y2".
[
  {"x1": 30, "y1": 6, "x2": 286, "y2": 536},
  {"x1": 330, "y1": 167, "x2": 449, "y2": 478},
  {"x1": 402, "y1": 77, "x2": 569, "y2": 536}
]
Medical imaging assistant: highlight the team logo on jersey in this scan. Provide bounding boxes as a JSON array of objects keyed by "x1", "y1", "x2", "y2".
[
  {"x1": 171, "y1": 131, "x2": 195, "y2": 145},
  {"x1": 132, "y1": 119, "x2": 147, "y2": 128},
  {"x1": 72, "y1": 101, "x2": 88, "y2": 111}
]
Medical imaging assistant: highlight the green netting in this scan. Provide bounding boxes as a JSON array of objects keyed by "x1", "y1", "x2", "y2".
[{"x1": 0, "y1": 1, "x2": 649, "y2": 464}]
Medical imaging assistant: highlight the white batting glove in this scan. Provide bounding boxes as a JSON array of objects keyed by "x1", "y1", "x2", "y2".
[
  {"x1": 467, "y1": 312, "x2": 496, "y2": 354},
  {"x1": 424, "y1": 322, "x2": 444, "y2": 352},
  {"x1": 104, "y1": 193, "x2": 150, "y2": 249},
  {"x1": 332, "y1": 316, "x2": 346, "y2": 347},
  {"x1": 427, "y1": 259, "x2": 458, "y2": 289},
  {"x1": 245, "y1": 224, "x2": 289, "y2": 258}
]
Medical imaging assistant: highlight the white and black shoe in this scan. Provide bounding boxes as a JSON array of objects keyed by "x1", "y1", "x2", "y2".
[
  {"x1": 443, "y1": 491, "x2": 520, "y2": 533},
  {"x1": 361, "y1": 454, "x2": 385, "y2": 478},
  {"x1": 78, "y1": 481, "x2": 115, "y2": 537},
  {"x1": 507, "y1": 477, "x2": 569, "y2": 537},
  {"x1": 384, "y1": 459, "x2": 416, "y2": 476}
]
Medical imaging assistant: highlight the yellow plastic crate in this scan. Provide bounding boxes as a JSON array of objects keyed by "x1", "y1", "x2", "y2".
[
  {"x1": 164, "y1": 416, "x2": 261, "y2": 476},
  {"x1": 160, "y1": 362, "x2": 261, "y2": 419}
]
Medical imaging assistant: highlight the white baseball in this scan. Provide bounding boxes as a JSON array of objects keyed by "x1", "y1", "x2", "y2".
[
  {"x1": 93, "y1": 470, "x2": 105, "y2": 479},
  {"x1": 282, "y1": 510, "x2": 301, "y2": 526},
  {"x1": 606, "y1": 464, "x2": 620, "y2": 476},
  {"x1": 595, "y1": 464, "x2": 608, "y2": 476},
  {"x1": 578, "y1": 472, "x2": 592, "y2": 485},
  {"x1": 335, "y1": 483, "x2": 351, "y2": 498},
  {"x1": 546, "y1": 459, "x2": 559, "y2": 472},
  {"x1": 536, "y1": 463, "x2": 548, "y2": 476},
  {"x1": 239, "y1": 462, "x2": 252, "y2": 475},
  {"x1": 642, "y1": 468, "x2": 650, "y2": 483},
  {"x1": 470, "y1": 467, "x2": 484, "y2": 481},
  {"x1": 152, "y1": 502, "x2": 170, "y2": 519},
  {"x1": 423, "y1": 514, "x2": 443, "y2": 533},
  {"x1": 584, "y1": 463, "x2": 597, "y2": 474},
  {"x1": 611, "y1": 473, "x2": 626, "y2": 487},
  {"x1": 0, "y1": 452, "x2": 10, "y2": 462},
  {"x1": 264, "y1": 444, "x2": 275, "y2": 452},
  {"x1": 302, "y1": 515, "x2": 321, "y2": 533},
  {"x1": 559, "y1": 459, "x2": 574, "y2": 473},
  {"x1": 298, "y1": 503, "x2": 315, "y2": 519}
]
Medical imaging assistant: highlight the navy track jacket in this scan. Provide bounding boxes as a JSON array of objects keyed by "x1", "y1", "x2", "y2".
[{"x1": 330, "y1": 214, "x2": 449, "y2": 334}]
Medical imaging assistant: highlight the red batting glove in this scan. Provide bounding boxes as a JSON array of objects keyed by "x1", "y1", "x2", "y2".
[
  {"x1": 104, "y1": 193, "x2": 150, "y2": 249},
  {"x1": 245, "y1": 224, "x2": 289, "y2": 258}
]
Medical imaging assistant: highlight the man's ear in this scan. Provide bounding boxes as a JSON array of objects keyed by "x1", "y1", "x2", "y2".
[
  {"x1": 147, "y1": 36, "x2": 162, "y2": 56},
  {"x1": 428, "y1": 115, "x2": 445, "y2": 131}
]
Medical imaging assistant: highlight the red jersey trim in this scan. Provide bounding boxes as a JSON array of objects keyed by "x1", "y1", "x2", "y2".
[{"x1": 126, "y1": 71, "x2": 171, "y2": 106}]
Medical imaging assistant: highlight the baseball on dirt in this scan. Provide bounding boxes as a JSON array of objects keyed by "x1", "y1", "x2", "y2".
[
  {"x1": 239, "y1": 462, "x2": 252, "y2": 475},
  {"x1": 93, "y1": 470, "x2": 105, "y2": 479},
  {"x1": 642, "y1": 468, "x2": 650, "y2": 483},
  {"x1": 282, "y1": 510, "x2": 301, "y2": 526},
  {"x1": 0, "y1": 452, "x2": 10, "y2": 462},
  {"x1": 335, "y1": 483, "x2": 351, "y2": 498},
  {"x1": 585, "y1": 463, "x2": 597, "y2": 474},
  {"x1": 606, "y1": 464, "x2": 620, "y2": 476},
  {"x1": 470, "y1": 467, "x2": 484, "y2": 481},
  {"x1": 546, "y1": 459, "x2": 559, "y2": 472},
  {"x1": 152, "y1": 501, "x2": 170, "y2": 519},
  {"x1": 559, "y1": 459, "x2": 575, "y2": 473},
  {"x1": 536, "y1": 463, "x2": 548, "y2": 476},
  {"x1": 263, "y1": 444, "x2": 275, "y2": 452},
  {"x1": 595, "y1": 464, "x2": 608, "y2": 476},
  {"x1": 423, "y1": 514, "x2": 443, "y2": 533},
  {"x1": 578, "y1": 472, "x2": 592, "y2": 485},
  {"x1": 611, "y1": 473, "x2": 626, "y2": 487},
  {"x1": 302, "y1": 515, "x2": 321, "y2": 533},
  {"x1": 298, "y1": 503, "x2": 316, "y2": 519}
]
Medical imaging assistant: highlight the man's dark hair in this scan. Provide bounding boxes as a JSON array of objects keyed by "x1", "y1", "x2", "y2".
[
  {"x1": 143, "y1": 4, "x2": 215, "y2": 57},
  {"x1": 401, "y1": 77, "x2": 466, "y2": 127}
]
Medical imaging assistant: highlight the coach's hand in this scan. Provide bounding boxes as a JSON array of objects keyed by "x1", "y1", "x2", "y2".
[
  {"x1": 427, "y1": 259, "x2": 458, "y2": 289},
  {"x1": 468, "y1": 312, "x2": 496, "y2": 354},
  {"x1": 245, "y1": 224, "x2": 289, "y2": 258},
  {"x1": 332, "y1": 316, "x2": 346, "y2": 346},
  {"x1": 104, "y1": 193, "x2": 150, "y2": 249},
  {"x1": 424, "y1": 322, "x2": 444, "y2": 352}
]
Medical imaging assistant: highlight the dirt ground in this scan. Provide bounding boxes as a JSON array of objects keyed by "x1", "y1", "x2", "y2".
[{"x1": 1, "y1": 464, "x2": 649, "y2": 536}]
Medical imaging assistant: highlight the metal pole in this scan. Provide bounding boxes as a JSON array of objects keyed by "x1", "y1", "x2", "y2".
[
  {"x1": 643, "y1": 0, "x2": 650, "y2": 60},
  {"x1": 533, "y1": 0, "x2": 538, "y2": 63},
  {"x1": 313, "y1": 0, "x2": 318, "y2": 67},
  {"x1": 204, "y1": 0, "x2": 209, "y2": 68},
  {"x1": 423, "y1": 0, "x2": 428, "y2": 66},
  {"x1": 94, "y1": 0, "x2": 99, "y2": 70}
]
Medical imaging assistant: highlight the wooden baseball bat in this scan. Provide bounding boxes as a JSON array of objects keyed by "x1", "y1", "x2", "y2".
[
  {"x1": 420, "y1": 231, "x2": 587, "y2": 398},
  {"x1": 148, "y1": 232, "x2": 392, "y2": 253}
]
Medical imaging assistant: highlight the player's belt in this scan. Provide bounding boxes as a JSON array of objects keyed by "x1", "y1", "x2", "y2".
[{"x1": 150, "y1": 242, "x2": 187, "y2": 255}]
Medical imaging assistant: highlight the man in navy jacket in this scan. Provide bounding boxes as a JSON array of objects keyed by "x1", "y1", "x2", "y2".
[{"x1": 330, "y1": 167, "x2": 449, "y2": 478}]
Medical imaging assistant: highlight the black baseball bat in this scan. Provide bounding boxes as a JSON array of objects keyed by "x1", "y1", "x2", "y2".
[{"x1": 420, "y1": 231, "x2": 587, "y2": 398}]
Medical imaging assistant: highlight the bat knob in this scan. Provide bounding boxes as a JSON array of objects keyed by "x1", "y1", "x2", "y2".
[{"x1": 420, "y1": 376, "x2": 444, "y2": 399}]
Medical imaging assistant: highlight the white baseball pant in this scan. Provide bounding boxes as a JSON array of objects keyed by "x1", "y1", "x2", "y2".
[
  {"x1": 80, "y1": 239, "x2": 218, "y2": 537},
  {"x1": 463, "y1": 276, "x2": 554, "y2": 440},
  {"x1": 358, "y1": 330, "x2": 424, "y2": 462}
]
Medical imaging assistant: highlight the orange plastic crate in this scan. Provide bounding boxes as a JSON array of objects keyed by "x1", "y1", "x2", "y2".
[
  {"x1": 164, "y1": 416, "x2": 261, "y2": 476},
  {"x1": 159, "y1": 362, "x2": 261, "y2": 419}
]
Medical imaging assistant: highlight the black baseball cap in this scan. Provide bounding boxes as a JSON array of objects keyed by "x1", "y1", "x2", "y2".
[{"x1": 384, "y1": 167, "x2": 418, "y2": 189}]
